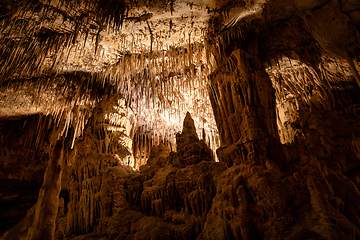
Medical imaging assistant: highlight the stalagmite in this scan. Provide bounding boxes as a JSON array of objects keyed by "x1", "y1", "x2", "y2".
[{"x1": 27, "y1": 139, "x2": 65, "y2": 240}]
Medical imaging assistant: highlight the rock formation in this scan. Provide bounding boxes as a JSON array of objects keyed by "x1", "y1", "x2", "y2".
[
  {"x1": 1, "y1": 0, "x2": 360, "y2": 239},
  {"x1": 27, "y1": 139, "x2": 65, "y2": 240}
]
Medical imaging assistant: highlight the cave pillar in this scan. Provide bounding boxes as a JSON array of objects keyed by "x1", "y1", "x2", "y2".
[
  {"x1": 208, "y1": 48, "x2": 286, "y2": 167},
  {"x1": 27, "y1": 139, "x2": 65, "y2": 240}
]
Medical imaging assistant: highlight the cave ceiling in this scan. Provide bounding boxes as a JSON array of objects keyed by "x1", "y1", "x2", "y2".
[
  {"x1": 0, "y1": 0, "x2": 218, "y2": 144},
  {"x1": 0, "y1": 0, "x2": 359, "y2": 148}
]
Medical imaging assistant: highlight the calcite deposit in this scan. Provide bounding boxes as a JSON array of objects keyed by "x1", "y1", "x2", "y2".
[{"x1": 1, "y1": 0, "x2": 360, "y2": 239}]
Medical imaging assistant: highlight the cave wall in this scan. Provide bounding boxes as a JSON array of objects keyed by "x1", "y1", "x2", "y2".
[
  {"x1": 202, "y1": 38, "x2": 360, "y2": 240},
  {"x1": 198, "y1": 0, "x2": 360, "y2": 238},
  {"x1": 0, "y1": 95, "x2": 137, "y2": 239},
  {"x1": 63, "y1": 112, "x2": 224, "y2": 240}
]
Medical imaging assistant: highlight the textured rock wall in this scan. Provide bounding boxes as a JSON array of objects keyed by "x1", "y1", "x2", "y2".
[
  {"x1": 60, "y1": 96, "x2": 136, "y2": 237},
  {"x1": 201, "y1": 4, "x2": 360, "y2": 236},
  {"x1": 0, "y1": 95, "x2": 137, "y2": 239},
  {"x1": 2, "y1": 97, "x2": 360, "y2": 240},
  {"x1": 64, "y1": 153, "x2": 134, "y2": 237},
  {"x1": 59, "y1": 112, "x2": 225, "y2": 240},
  {"x1": 208, "y1": 47, "x2": 287, "y2": 169},
  {"x1": 96, "y1": 113, "x2": 225, "y2": 240}
]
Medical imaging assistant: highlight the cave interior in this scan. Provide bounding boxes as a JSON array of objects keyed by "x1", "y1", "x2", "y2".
[{"x1": 1, "y1": 0, "x2": 360, "y2": 239}]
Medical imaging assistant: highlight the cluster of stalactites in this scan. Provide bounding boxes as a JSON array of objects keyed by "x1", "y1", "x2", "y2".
[
  {"x1": 0, "y1": 0, "x2": 223, "y2": 165},
  {"x1": 116, "y1": 41, "x2": 220, "y2": 166},
  {"x1": 0, "y1": 72, "x2": 103, "y2": 147},
  {"x1": 132, "y1": 125, "x2": 175, "y2": 169},
  {"x1": 0, "y1": 0, "x2": 209, "y2": 82},
  {"x1": 112, "y1": 42, "x2": 210, "y2": 117},
  {"x1": 267, "y1": 55, "x2": 360, "y2": 112},
  {"x1": 266, "y1": 55, "x2": 360, "y2": 143},
  {"x1": 93, "y1": 97, "x2": 136, "y2": 167},
  {"x1": 132, "y1": 116, "x2": 220, "y2": 168}
]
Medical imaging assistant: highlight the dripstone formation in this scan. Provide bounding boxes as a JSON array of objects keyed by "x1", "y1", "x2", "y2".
[{"x1": 1, "y1": 0, "x2": 360, "y2": 239}]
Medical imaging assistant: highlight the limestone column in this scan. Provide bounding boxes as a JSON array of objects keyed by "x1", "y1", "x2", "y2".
[
  {"x1": 208, "y1": 47, "x2": 287, "y2": 167},
  {"x1": 27, "y1": 139, "x2": 65, "y2": 240}
]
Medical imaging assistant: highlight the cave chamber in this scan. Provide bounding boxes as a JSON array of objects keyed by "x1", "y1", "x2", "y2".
[{"x1": 1, "y1": 0, "x2": 360, "y2": 239}]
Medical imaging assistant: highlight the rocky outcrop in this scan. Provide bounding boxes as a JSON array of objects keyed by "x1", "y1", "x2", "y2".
[
  {"x1": 200, "y1": 3, "x2": 360, "y2": 235},
  {"x1": 58, "y1": 106, "x2": 360, "y2": 240},
  {"x1": 2, "y1": 96, "x2": 360, "y2": 240},
  {"x1": 63, "y1": 112, "x2": 225, "y2": 239},
  {"x1": 173, "y1": 112, "x2": 214, "y2": 166},
  {"x1": 209, "y1": 47, "x2": 288, "y2": 169},
  {"x1": 60, "y1": 96, "x2": 136, "y2": 237},
  {"x1": 0, "y1": 96, "x2": 137, "y2": 239},
  {"x1": 102, "y1": 113, "x2": 224, "y2": 239}
]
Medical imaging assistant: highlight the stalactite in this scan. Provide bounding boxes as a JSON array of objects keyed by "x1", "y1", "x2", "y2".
[{"x1": 0, "y1": 0, "x2": 220, "y2": 178}]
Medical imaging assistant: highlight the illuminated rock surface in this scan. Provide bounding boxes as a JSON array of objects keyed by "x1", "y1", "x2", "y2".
[{"x1": 1, "y1": 0, "x2": 360, "y2": 239}]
